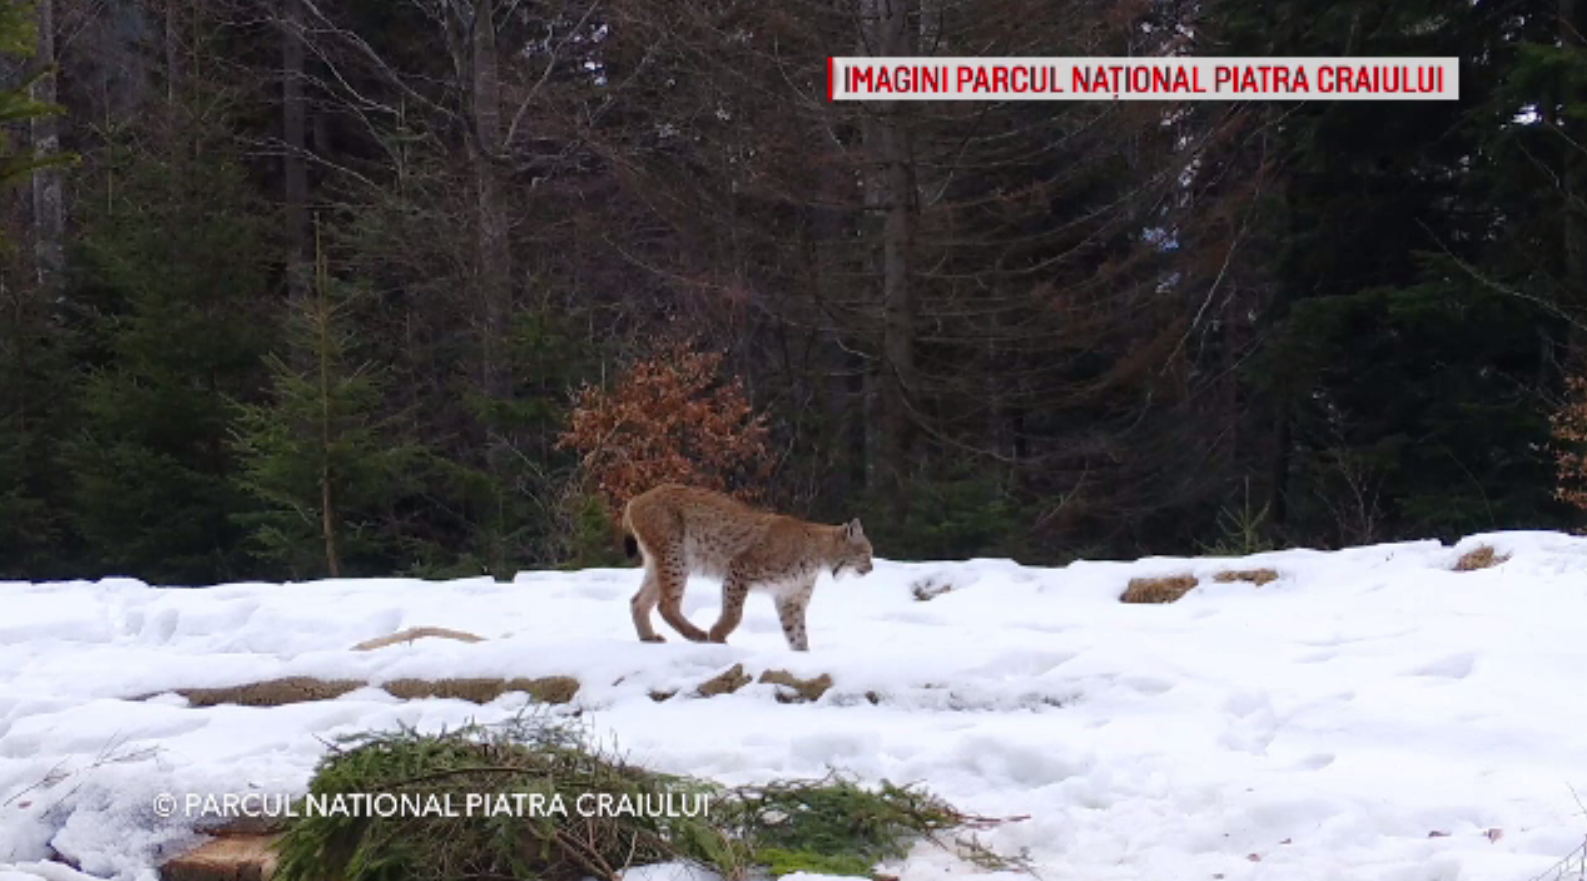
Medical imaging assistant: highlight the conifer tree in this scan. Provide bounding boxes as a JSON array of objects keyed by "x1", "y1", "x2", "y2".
[
  {"x1": 1191, "y1": 0, "x2": 1565, "y2": 545},
  {"x1": 231, "y1": 219, "x2": 420, "y2": 579},
  {"x1": 64, "y1": 123, "x2": 273, "y2": 583},
  {"x1": 0, "y1": 0, "x2": 77, "y2": 575}
]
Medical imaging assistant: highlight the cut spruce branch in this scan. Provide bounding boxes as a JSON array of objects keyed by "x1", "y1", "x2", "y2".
[{"x1": 273, "y1": 710, "x2": 1030, "y2": 881}]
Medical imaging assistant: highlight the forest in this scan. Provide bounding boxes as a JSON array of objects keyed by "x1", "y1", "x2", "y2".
[{"x1": 1, "y1": 0, "x2": 1585, "y2": 584}]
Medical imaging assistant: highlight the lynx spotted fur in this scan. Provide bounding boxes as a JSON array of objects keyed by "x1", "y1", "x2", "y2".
[{"x1": 621, "y1": 484, "x2": 873, "y2": 651}]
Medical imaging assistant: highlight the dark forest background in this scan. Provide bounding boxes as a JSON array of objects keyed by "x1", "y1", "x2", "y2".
[{"x1": 2, "y1": 0, "x2": 1586, "y2": 584}]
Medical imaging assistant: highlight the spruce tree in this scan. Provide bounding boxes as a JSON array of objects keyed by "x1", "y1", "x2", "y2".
[
  {"x1": 64, "y1": 125, "x2": 272, "y2": 583},
  {"x1": 0, "y1": 0, "x2": 77, "y2": 576},
  {"x1": 230, "y1": 220, "x2": 420, "y2": 579},
  {"x1": 1203, "y1": 0, "x2": 1566, "y2": 545}
]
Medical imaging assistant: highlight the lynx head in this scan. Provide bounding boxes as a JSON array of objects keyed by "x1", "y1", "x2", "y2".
[{"x1": 831, "y1": 518, "x2": 874, "y2": 577}]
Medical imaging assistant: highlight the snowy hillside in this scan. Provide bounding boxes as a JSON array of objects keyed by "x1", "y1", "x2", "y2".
[{"x1": 3, "y1": 532, "x2": 1586, "y2": 881}]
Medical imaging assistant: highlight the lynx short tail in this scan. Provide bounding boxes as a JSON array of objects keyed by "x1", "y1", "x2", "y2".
[{"x1": 620, "y1": 504, "x2": 640, "y2": 559}]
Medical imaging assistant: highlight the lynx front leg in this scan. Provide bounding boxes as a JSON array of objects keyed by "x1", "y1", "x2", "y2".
[
  {"x1": 707, "y1": 572, "x2": 752, "y2": 644},
  {"x1": 774, "y1": 583, "x2": 814, "y2": 652}
]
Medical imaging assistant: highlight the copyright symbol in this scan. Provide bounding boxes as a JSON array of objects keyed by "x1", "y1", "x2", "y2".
[{"x1": 152, "y1": 793, "x2": 177, "y2": 818}]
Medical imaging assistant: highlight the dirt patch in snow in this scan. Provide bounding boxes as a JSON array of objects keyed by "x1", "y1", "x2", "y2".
[{"x1": 1120, "y1": 574, "x2": 1199, "y2": 604}]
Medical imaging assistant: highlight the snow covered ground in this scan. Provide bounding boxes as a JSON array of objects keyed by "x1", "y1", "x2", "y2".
[{"x1": 3, "y1": 532, "x2": 1586, "y2": 881}]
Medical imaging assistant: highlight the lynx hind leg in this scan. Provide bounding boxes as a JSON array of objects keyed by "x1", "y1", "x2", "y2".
[
  {"x1": 707, "y1": 571, "x2": 752, "y2": 644},
  {"x1": 655, "y1": 552, "x2": 710, "y2": 643},
  {"x1": 630, "y1": 562, "x2": 665, "y2": 643},
  {"x1": 775, "y1": 584, "x2": 814, "y2": 652}
]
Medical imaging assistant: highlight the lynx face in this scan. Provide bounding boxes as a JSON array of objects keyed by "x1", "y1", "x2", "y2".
[{"x1": 833, "y1": 518, "x2": 874, "y2": 577}]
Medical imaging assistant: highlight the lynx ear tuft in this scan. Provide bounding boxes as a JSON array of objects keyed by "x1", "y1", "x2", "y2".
[{"x1": 844, "y1": 518, "x2": 865, "y2": 540}]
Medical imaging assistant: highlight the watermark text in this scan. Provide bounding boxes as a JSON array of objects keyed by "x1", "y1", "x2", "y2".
[{"x1": 152, "y1": 790, "x2": 712, "y2": 820}]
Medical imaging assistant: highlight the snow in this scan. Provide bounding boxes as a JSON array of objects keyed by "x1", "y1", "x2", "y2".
[{"x1": 3, "y1": 531, "x2": 1586, "y2": 880}]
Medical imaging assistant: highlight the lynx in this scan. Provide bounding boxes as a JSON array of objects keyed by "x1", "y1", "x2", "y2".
[{"x1": 621, "y1": 484, "x2": 874, "y2": 651}]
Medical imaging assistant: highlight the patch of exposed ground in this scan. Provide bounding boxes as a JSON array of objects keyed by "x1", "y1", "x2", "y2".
[
  {"x1": 143, "y1": 675, "x2": 579, "y2": 708},
  {"x1": 757, "y1": 669, "x2": 834, "y2": 703},
  {"x1": 695, "y1": 663, "x2": 753, "y2": 697},
  {"x1": 166, "y1": 677, "x2": 365, "y2": 708},
  {"x1": 911, "y1": 576, "x2": 956, "y2": 602},
  {"x1": 143, "y1": 668, "x2": 837, "y2": 710},
  {"x1": 382, "y1": 676, "x2": 580, "y2": 705},
  {"x1": 1454, "y1": 545, "x2": 1509, "y2": 572},
  {"x1": 645, "y1": 666, "x2": 833, "y2": 704},
  {"x1": 1120, "y1": 575, "x2": 1199, "y2": 604},
  {"x1": 1213, "y1": 568, "x2": 1280, "y2": 586}
]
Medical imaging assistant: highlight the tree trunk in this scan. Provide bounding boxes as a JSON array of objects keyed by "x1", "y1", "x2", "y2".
[
  {"x1": 30, "y1": 0, "x2": 63, "y2": 294},
  {"x1": 1563, "y1": 0, "x2": 1587, "y2": 371},
  {"x1": 320, "y1": 462, "x2": 341, "y2": 577},
  {"x1": 463, "y1": 0, "x2": 514, "y2": 575},
  {"x1": 165, "y1": 0, "x2": 181, "y2": 103},
  {"x1": 282, "y1": 0, "x2": 310, "y2": 305},
  {"x1": 468, "y1": 0, "x2": 512, "y2": 403},
  {"x1": 314, "y1": 221, "x2": 342, "y2": 577},
  {"x1": 1269, "y1": 396, "x2": 1291, "y2": 529},
  {"x1": 861, "y1": 0, "x2": 919, "y2": 506}
]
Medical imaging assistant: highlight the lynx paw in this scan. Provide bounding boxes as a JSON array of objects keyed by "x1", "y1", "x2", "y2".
[{"x1": 640, "y1": 634, "x2": 667, "y2": 643}]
